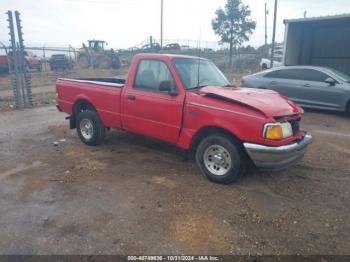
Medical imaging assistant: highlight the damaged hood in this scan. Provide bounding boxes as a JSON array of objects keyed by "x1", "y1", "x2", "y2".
[{"x1": 199, "y1": 86, "x2": 302, "y2": 117}]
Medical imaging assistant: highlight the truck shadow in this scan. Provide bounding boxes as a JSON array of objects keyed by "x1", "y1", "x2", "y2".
[
  {"x1": 104, "y1": 129, "x2": 185, "y2": 159},
  {"x1": 101, "y1": 129, "x2": 274, "y2": 184}
]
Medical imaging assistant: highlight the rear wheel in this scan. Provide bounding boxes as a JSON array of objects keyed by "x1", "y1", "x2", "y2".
[
  {"x1": 76, "y1": 110, "x2": 105, "y2": 146},
  {"x1": 24, "y1": 61, "x2": 30, "y2": 72},
  {"x1": 37, "y1": 62, "x2": 42, "y2": 72},
  {"x1": 112, "y1": 56, "x2": 121, "y2": 69},
  {"x1": 78, "y1": 55, "x2": 90, "y2": 69},
  {"x1": 346, "y1": 101, "x2": 350, "y2": 116},
  {"x1": 195, "y1": 134, "x2": 246, "y2": 184}
]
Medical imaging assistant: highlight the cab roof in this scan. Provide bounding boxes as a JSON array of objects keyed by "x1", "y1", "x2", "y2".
[{"x1": 133, "y1": 53, "x2": 208, "y2": 61}]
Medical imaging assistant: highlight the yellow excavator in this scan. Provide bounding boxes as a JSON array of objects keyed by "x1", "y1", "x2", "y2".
[{"x1": 77, "y1": 40, "x2": 121, "y2": 69}]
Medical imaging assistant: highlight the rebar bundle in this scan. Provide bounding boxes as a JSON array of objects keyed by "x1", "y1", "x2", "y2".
[{"x1": 6, "y1": 10, "x2": 32, "y2": 108}]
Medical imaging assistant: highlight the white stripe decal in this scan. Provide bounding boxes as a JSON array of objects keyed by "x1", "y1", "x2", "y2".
[
  {"x1": 187, "y1": 102, "x2": 264, "y2": 120},
  {"x1": 58, "y1": 78, "x2": 124, "y2": 88}
]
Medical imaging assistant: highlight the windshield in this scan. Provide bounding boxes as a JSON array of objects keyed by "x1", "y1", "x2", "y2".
[
  {"x1": 327, "y1": 68, "x2": 350, "y2": 83},
  {"x1": 172, "y1": 58, "x2": 230, "y2": 90},
  {"x1": 89, "y1": 41, "x2": 104, "y2": 50}
]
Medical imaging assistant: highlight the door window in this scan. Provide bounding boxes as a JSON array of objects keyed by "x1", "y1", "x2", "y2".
[
  {"x1": 264, "y1": 70, "x2": 280, "y2": 78},
  {"x1": 301, "y1": 69, "x2": 329, "y2": 82},
  {"x1": 265, "y1": 69, "x2": 304, "y2": 80},
  {"x1": 277, "y1": 69, "x2": 303, "y2": 80},
  {"x1": 134, "y1": 59, "x2": 176, "y2": 93}
]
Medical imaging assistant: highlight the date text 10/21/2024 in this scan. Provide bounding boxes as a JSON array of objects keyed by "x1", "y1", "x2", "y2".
[{"x1": 127, "y1": 255, "x2": 220, "y2": 261}]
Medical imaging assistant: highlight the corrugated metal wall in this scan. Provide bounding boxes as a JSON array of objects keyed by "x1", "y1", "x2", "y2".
[
  {"x1": 311, "y1": 20, "x2": 350, "y2": 74},
  {"x1": 285, "y1": 17, "x2": 350, "y2": 74}
]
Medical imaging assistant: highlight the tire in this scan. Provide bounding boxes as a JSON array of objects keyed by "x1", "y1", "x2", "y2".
[
  {"x1": 195, "y1": 134, "x2": 246, "y2": 184},
  {"x1": 76, "y1": 110, "x2": 105, "y2": 146},
  {"x1": 346, "y1": 101, "x2": 350, "y2": 116},
  {"x1": 98, "y1": 56, "x2": 112, "y2": 69},
  {"x1": 112, "y1": 56, "x2": 121, "y2": 69},
  {"x1": 78, "y1": 55, "x2": 90, "y2": 69},
  {"x1": 24, "y1": 61, "x2": 30, "y2": 72},
  {"x1": 37, "y1": 62, "x2": 42, "y2": 72}
]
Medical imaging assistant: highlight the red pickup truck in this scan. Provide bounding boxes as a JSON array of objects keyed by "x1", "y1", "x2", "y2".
[
  {"x1": 0, "y1": 51, "x2": 41, "y2": 73},
  {"x1": 56, "y1": 53, "x2": 313, "y2": 184}
]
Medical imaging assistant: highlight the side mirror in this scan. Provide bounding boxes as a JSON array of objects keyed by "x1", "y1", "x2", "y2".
[
  {"x1": 159, "y1": 81, "x2": 178, "y2": 96},
  {"x1": 325, "y1": 77, "x2": 336, "y2": 86}
]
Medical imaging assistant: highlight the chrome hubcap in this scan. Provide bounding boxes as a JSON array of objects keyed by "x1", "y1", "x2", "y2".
[
  {"x1": 80, "y1": 118, "x2": 93, "y2": 140},
  {"x1": 203, "y1": 145, "x2": 232, "y2": 176}
]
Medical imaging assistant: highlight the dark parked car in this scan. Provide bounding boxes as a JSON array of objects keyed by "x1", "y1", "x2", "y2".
[
  {"x1": 141, "y1": 43, "x2": 161, "y2": 53},
  {"x1": 241, "y1": 66, "x2": 350, "y2": 115},
  {"x1": 49, "y1": 54, "x2": 73, "y2": 71},
  {"x1": 162, "y1": 43, "x2": 181, "y2": 51}
]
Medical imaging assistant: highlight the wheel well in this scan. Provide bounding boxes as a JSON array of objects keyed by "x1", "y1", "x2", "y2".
[
  {"x1": 190, "y1": 126, "x2": 241, "y2": 152},
  {"x1": 70, "y1": 99, "x2": 96, "y2": 129},
  {"x1": 346, "y1": 100, "x2": 350, "y2": 114},
  {"x1": 73, "y1": 99, "x2": 96, "y2": 114}
]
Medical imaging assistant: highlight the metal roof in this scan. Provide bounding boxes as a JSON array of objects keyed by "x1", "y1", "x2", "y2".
[{"x1": 284, "y1": 13, "x2": 350, "y2": 24}]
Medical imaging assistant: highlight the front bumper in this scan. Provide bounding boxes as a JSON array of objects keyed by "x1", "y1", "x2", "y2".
[{"x1": 243, "y1": 133, "x2": 313, "y2": 170}]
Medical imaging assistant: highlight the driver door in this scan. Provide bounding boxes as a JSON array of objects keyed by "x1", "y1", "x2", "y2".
[{"x1": 122, "y1": 59, "x2": 185, "y2": 143}]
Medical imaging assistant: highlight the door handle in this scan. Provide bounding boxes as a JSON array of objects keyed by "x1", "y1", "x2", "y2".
[
  {"x1": 304, "y1": 83, "x2": 311, "y2": 87},
  {"x1": 127, "y1": 95, "x2": 136, "y2": 101}
]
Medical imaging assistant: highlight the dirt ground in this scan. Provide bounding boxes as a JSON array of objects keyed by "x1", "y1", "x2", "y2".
[{"x1": 0, "y1": 105, "x2": 349, "y2": 255}]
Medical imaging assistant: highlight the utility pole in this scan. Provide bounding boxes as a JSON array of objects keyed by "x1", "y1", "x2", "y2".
[
  {"x1": 160, "y1": 0, "x2": 164, "y2": 49},
  {"x1": 270, "y1": 0, "x2": 278, "y2": 68},
  {"x1": 264, "y1": 2, "x2": 268, "y2": 47}
]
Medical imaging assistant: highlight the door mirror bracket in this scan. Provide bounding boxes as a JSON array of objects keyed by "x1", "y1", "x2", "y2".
[
  {"x1": 159, "y1": 81, "x2": 179, "y2": 96},
  {"x1": 325, "y1": 77, "x2": 336, "y2": 86}
]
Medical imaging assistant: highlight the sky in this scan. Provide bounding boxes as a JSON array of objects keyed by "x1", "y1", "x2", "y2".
[{"x1": 1, "y1": 0, "x2": 350, "y2": 50}]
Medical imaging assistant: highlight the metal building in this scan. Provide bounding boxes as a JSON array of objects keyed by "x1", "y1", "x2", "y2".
[{"x1": 283, "y1": 14, "x2": 350, "y2": 74}]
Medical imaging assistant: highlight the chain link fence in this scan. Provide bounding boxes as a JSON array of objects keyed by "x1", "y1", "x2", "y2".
[
  {"x1": 0, "y1": 40, "x2": 264, "y2": 75},
  {"x1": 0, "y1": 40, "x2": 266, "y2": 110}
]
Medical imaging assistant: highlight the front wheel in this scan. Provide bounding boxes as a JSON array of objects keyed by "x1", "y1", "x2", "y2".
[
  {"x1": 76, "y1": 110, "x2": 105, "y2": 146},
  {"x1": 195, "y1": 134, "x2": 246, "y2": 184}
]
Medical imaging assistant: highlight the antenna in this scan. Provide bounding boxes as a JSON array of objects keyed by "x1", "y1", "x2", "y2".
[{"x1": 197, "y1": 26, "x2": 201, "y2": 88}]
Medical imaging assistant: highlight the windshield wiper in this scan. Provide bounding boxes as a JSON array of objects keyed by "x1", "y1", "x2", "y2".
[{"x1": 187, "y1": 84, "x2": 208, "y2": 90}]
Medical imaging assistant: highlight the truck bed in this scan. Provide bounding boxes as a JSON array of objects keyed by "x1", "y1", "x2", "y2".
[{"x1": 56, "y1": 77, "x2": 125, "y2": 129}]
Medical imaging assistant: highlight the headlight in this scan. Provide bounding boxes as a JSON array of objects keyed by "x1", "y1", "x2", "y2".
[{"x1": 264, "y1": 122, "x2": 293, "y2": 140}]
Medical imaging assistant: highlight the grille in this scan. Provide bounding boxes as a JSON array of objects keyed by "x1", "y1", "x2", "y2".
[{"x1": 289, "y1": 119, "x2": 300, "y2": 135}]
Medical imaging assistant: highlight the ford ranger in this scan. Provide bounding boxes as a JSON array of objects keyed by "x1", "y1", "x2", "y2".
[{"x1": 56, "y1": 53, "x2": 313, "y2": 184}]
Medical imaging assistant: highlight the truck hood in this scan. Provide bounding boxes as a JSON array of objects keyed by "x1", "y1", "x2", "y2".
[{"x1": 199, "y1": 86, "x2": 302, "y2": 117}]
